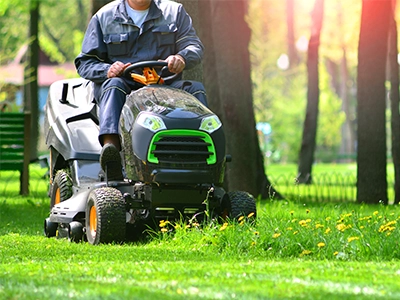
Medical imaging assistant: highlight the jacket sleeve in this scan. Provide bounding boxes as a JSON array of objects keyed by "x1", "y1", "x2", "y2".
[
  {"x1": 74, "y1": 16, "x2": 111, "y2": 83},
  {"x1": 175, "y1": 5, "x2": 204, "y2": 70}
]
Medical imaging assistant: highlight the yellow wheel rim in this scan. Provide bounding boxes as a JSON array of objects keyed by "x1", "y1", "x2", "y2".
[
  {"x1": 89, "y1": 206, "x2": 97, "y2": 238},
  {"x1": 55, "y1": 188, "x2": 61, "y2": 205}
]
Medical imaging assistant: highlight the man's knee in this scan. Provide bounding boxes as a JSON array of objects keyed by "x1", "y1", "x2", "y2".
[{"x1": 173, "y1": 80, "x2": 208, "y2": 106}]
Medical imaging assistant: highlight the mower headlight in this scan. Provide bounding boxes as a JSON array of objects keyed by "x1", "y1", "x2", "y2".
[
  {"x1": 200, "y1": 115, "x2": 222, "y2": 134},
  {"x1": 136, "y1": 113, "x2": 166, "y2": 132}
]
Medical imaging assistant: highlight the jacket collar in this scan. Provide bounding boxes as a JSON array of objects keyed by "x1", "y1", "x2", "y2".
[{"x1": 113, "y1": 1, "x2": 162, "y2": 22}]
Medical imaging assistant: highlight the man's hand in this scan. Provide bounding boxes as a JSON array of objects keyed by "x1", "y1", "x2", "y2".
[
  {"x1": 164, "y1": 55, "x2": 186, "y2": 74},
  {"x1": 107, "y1": 61, "x2": 131, "y2": 78}
]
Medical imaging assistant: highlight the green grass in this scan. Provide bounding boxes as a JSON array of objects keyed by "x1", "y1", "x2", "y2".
[
  {"x1": 267, "y1": 163, "x2": 396, "y2": 202},
  {"x1": 1, "y1": 164, "x2": 400, "y2": 299}
]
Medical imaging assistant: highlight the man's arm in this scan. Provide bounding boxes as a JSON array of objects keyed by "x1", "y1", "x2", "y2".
[
  {"x1": 173, "y1": 5, "x2": 204, "y2": 70},
  {"x1": 74, "y1": 16, "x2": 112, "y2": 83}
]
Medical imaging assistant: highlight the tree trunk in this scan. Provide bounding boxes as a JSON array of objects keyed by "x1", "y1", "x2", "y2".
[
  {"x1": 356, "y1": 0, "x2": 390, "y2": 204},
  {"x1": 198, "y1": 0, "x2": 281, "y2": 199},
  {"x1": 177, "y1": 0, "x2": 203, "y2": 82},
  {"x1": 339, "y1": 48, "x2": 356, "y2": 157},
  {"x1": 90, "y1": 0, "x2": 112, "y2": 17},
  {"x1": 297, "y1": 0, "x2": 324, "y2": 184},
  {"x1": 24, "y1": 0, "x2": 40, "y2": 162},
  {"x1": 389, "y1": 0, "x2": 400, "y2": 203}
]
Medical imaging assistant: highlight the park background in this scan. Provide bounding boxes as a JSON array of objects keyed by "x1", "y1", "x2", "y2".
[{"x1": 2, "y1": 1, "x2": 400, "y2": 299}]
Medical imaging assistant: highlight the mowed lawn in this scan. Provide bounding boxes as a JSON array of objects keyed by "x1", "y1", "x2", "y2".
[{"x1": 1, "y1": 166, "x2": 400, "y2": 299}]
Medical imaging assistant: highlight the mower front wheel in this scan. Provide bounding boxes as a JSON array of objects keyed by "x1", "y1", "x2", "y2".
[
  {"x1": 85, "y1": 187, "x2": 126, "y2": 245},
  {"x1": 228, "y1": 191, "x2": 257, "y2": 219}
]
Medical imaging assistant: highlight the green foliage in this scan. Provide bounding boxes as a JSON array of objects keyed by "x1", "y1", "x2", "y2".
[
  {"x1": 315, "y1": 62, "x2": 346, "y2": 162},
  {"x1": 0, "y1": 0, "x2": 89, "y2": 65},
  {"x1": 0, "y1": 2, "x2": 28, "y2": 63},
  {"x1": 248, "y1": 0, "x2": 360, "y2": 164}
]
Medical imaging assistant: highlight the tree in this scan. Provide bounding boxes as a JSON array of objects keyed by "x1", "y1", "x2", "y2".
[
  {"x1": 356, "y1": 0, "x2": 391, "y2": 204},
  {"x1": 177, "y1": 0, "x2": 203, "y2": 82},
  {"x1": 389, "y1": 0, "x2": 400, "y2": 203},
  {"x1": 297, "y1": 0, "x2": 324, "y2": 184},
  {"x1": 90, "y1": 0, "x2": 112, "y2": 16},
  {"x1": 198, "y1": 0, "x2": 281, "y2": 199},
  {"x1": 24, "y1": 0, "x2": 40, "y2": 161}
]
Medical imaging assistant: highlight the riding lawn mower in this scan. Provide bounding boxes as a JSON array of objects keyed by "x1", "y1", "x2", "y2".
[{"x1": 43, "y1": 61, "x2": 256, "y2": 245}]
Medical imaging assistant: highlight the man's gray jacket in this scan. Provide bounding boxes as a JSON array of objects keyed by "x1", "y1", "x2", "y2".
[{"x1": 75, "y1": 0, "x2": 204, "y2": 84}]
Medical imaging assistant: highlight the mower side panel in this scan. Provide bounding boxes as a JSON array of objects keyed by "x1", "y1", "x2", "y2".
[{"x1": 45, "y1": 78, "x2": 101, "y2": 164}]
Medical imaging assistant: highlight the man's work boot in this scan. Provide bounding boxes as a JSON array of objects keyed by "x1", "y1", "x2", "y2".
[{"x1": 100, "y1": 143, "x2": 124, "y2": 181}]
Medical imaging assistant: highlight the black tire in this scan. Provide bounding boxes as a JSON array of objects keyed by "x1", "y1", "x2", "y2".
[
  {"x1": 50, "y1": 170, "x2": 72, "y2": 208},
  {"x1": 228, "y1": 191, "x2": 257, "y2": 219},
  {"x1": 68, "y1": 221, "x2": 84, "y2": 243},
  {"x1": 85, "y1": 187, "x2": 126, "y2": 245},
  {"x1": 44, "y1": 217, "x2": 58, "y2": 237}
]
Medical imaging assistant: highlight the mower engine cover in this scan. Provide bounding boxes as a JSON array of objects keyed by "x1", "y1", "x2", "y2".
[{"x1": 120, "y1": 85, "x2": 226, "y2": 185}]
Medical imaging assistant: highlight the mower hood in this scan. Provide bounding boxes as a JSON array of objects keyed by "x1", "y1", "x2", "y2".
[{"x1": 129, "y1": 85, "x2": 212, "y2": 119}]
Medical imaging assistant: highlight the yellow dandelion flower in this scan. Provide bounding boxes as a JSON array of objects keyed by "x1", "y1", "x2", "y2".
[
  {"x1": 161, "y1": 228, "x2": 168, "y2": 233},
  {"x1": 306, "y1": 219, "x2": 311, "y2": 223},
  {"x1": 299, "y1": 220, "x2": 308, "y2": 227},
  {"x1": 347, "y1": 236, "x2": 359, "y2": 243},
  {"x1": 238, "y1": 216, "x2": 245, "y2": 222},
  {"x1": 306, "y1": 209, "x2": 310, "y2": 214},
  {"x1": 336, "y1": 223, "x2": 345, "y2": 231},
  {"x1": 239, "y1": 220, "x2": 245, "y2": 226},
  {"x1": 317, "y1": 242, "x2": 325, "y2": 248},
  {"x1": 251, "y1": 241, "x2": 256, "y2": 246},
  {"x1": 254, "y1": 231, "x2": 259, "y2": 235},
  {"x1": 315, "y1": 223, "x2": 324, "y2": 229},
  {"x1": 373, "y1": 211, "x2": 379, "y2": 216},
  {"x1": 387, "y1": 232, "x2": 391, "y2": 236},
  {"x1": 247, "y1": 212, "x2": 255, "y2": 218},
  {"x1": 290, "y1": 210, "x2": 295, "y2": 215},
  {"x1": 336, "y1": 223, "x2": 352, "y2": 232},
  {"x1": 287, "y1": 227, "x2": 293, "y2": 231},
  {"x1": 272, "y1": 233, "x2": 281, "y2": 238},
  {"x1": 293, "y1": 231, "x2": 299, "y2": 235},
  {"x1": 300, "y1": 250, "x2": 312, "y2": 256},
  {"x1": 174, "y1": 224, "x2": 181, "y2": 229},
  {"x1": 333, "y1": 251, "x2": 339, "y2": 256},
  {"x1": 360, "y1": 226, "x2": 365, "y2": 229},
  {"x1": 220, "y1": 223, "x2": 228, "y2": 231},
  {"x1": 159, "y1": 221, "x2": 169, "y2": 228},
  {"x1": 325, "y1": 228, "x2": 331, "y2": 234},
  {"x1": 378, "y1": 221, "x2": 396, "y2": 233}
]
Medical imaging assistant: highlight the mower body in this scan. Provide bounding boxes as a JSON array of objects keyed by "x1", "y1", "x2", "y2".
[{"x1": 44, "y1": 76, "x2": 237, "y2": 242}]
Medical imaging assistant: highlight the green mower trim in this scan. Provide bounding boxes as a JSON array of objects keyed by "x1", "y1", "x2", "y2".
[{"x1": 147, "y1": 129, "x2": 217, "y2": 165}]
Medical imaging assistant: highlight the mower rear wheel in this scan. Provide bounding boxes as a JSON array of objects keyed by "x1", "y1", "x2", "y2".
[
  {"x1": 85, "y1": 187, "x2": 126, "y2": 245},
  {"x1": 50, "y1": 170, "x2": 72, "y2": 208},
  {"x1": 228, "y1": 191, "x2": 257, "y2": 219}
]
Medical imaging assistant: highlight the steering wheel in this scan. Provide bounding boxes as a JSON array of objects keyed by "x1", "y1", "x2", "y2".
[{"x1": 122, "y1": 61, "x2": 180, "y2": 86}]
